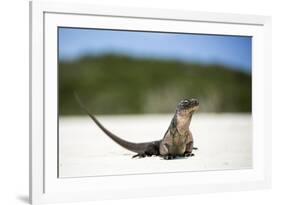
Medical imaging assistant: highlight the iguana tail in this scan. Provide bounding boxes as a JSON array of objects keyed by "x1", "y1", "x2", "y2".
[{"x1": 74, "y1": 93, "x2": 155, "y2": 154}]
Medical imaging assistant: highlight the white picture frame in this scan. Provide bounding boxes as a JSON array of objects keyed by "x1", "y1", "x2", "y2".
[{"x1": 29, "y1": 1, "x2": 272, "y2": 204}]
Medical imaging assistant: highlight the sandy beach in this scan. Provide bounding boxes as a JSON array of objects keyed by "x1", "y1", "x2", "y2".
[{"x1": 59, "y1": 113, "x2": 252, "y2": 178}]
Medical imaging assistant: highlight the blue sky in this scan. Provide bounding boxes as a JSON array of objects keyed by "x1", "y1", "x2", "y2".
[{"x1": 59, "y1": 27, "x2": 252, "y2": 72}]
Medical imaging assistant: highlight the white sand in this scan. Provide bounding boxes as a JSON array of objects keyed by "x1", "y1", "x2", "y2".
[{"x1": 59, "y1": 114, "x2": 252, "y2": 178}]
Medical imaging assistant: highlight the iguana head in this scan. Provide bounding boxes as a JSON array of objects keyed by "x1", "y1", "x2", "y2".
[
  {"x1": 174, "y1": 99, "x2": 199, "y2": 133},
  {"x1": 176, "y1": 99, "x2": 199, "y2": 116}
]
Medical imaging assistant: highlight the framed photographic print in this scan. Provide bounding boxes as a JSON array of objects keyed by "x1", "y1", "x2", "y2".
[{"x1": 29, "y1": 1, "x2": 271, "y2": 204}]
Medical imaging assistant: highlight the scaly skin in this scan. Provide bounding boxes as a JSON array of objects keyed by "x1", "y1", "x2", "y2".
[{"x1": 75, "y1": 93, "x2": 199, "y2": 160}]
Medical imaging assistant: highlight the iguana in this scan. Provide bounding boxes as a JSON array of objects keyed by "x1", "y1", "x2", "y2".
[{"x1": 75, "y1": 94, "x2": 199, "y2": 160}]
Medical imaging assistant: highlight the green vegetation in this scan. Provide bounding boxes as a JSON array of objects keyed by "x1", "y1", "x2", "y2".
[{"x1": 59, "y1": 55, "x2": 251, "y2": 115}]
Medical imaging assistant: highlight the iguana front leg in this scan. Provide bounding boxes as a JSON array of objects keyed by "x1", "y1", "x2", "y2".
[
  {"x1": 183, "y1": 131, "x2": 195, "y2": 157},
  {"x1": 183, "y1": 141, "x2": 194, "y2": 157},
  {"x1": 185, "y1": 141, "x2": 193, "y2": 153}
]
